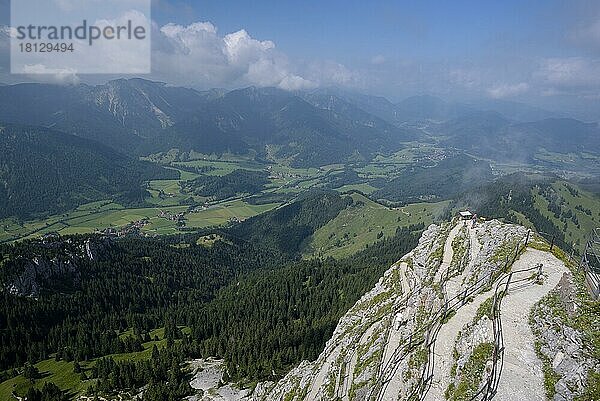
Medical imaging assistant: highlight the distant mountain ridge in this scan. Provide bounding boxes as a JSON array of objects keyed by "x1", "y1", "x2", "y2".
[
  {"x1": 301, "y1": 89, "x2": 562, "y2": 124},
  {"x1": 0, "y1": 81, "x2": 419, "y2": 166},
  {"x1": 0, "y1": 79, "x2": 596, "y2": 167},
  {"x1": 89, "y1": 78, "x2": 211, "y2": 133},
  {"x1": 436, "y1": 113, "x2": 600, "y2": 161}
]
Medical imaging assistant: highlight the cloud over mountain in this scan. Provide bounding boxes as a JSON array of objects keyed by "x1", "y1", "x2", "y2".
[
  {"x1": 536, "y1": 57, "x2": 600, "y2": 97},
  {"x1": 487, "y1": 82, "x2": 529, "y2": 99},
  {"x1": 152, "y1": 21, "x2": 317, "y2": 90}
]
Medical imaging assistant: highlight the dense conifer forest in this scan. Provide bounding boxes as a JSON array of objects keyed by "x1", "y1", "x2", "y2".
[
  {"x1": 180, "y1": 169, "x2": 270, "y2": 200},
  {"x1": 0, "y1": 193, "x2": 423, "y2": 398}
]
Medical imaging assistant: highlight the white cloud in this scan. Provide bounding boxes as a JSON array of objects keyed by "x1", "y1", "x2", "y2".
[
  {"x1": 223, "y1": 29, "x2": 274, "y2": 64},
  {"x1": 0, "y1": 25, "x2": 9, "y2": 48},
  {"x1": 487, "y1": 82, "x2": 529, "y2": 98},
  {"x1": 9, "y1": 6, "x2": 151, "y2": 75},
  {"x1": 0, "y1": 26, "x2": 78, "y2": 84},
  {"x1": 537, "y1": 57, "x2": 600, "y2": 88},
  {"x1": 449, "y1": 68, "x2": 482, "y2": 90},
  {"x1": 279, "y1": 74, "x2": 316, "y2": 91},
  {"x1": 306, "y1": 60, "x2": 362, "y2": 87},
  {"x1": 21, "y1": 64, "x2": 80, "y2": 84},
  {"x1": 153, "y1": 21, "x2": 317, "y2": 90},
  {"x1": 528, "y1": 57, "x2": 600, "y2": 100},
  {"x1": 0, "y1": 17, "x2": 358, "y2": 91}
]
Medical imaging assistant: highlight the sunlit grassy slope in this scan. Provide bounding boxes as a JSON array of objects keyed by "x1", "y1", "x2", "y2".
[
  {"x1": 304, "y1": 192, "x2": 449, "y2": 259},
  {"x1": 532, "y1": 181, "x2": 600, "y2": 252}
]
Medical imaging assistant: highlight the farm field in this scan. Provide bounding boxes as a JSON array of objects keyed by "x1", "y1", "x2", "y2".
[
  {"x1": 533, "y1": 150, "x2": 600, "y2": 177},
  {"x1": 0, "y1": 151, "x2": 462, "y2": 243},
  {"x1": 184, "y1": 200, "x2": 280, "y2": 229},
  {"x1": 334, "y1": 183, "x2": 378, "y2": 194},
  {"x1": 172, "y1": 159, "x2": 265, "y2": 176},
  {"x1": 0, "y1": 200, "x2": 280, "y2": 242}
]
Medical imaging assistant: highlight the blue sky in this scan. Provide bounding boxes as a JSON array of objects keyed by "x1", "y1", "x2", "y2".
[
  {"x1": 151, "y1": 0, "x2": 577, "y2": 61},
  {"x1": 1, "y1": 0, "x2": 600, "y2": 118}
]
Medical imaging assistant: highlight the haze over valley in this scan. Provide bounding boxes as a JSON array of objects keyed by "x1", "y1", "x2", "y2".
[{"x1": 0, "y1": 1, "x2": 599, "y2": 401}]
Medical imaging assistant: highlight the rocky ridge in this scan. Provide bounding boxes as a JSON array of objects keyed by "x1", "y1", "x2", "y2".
[
  {"x1": 231, "y1": 219, "x2": 594, "y2": 401},
  {"x1": 2, "y1": 236, "x2": 109, "y2": 297}
]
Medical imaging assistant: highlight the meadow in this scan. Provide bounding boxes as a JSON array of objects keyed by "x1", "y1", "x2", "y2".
[
  {"x1": 0, "y1": 327, "x2": 190, "y2": 400},
  {"x1": 304, "y1": 193, "x2": 450, "y2": 259}
]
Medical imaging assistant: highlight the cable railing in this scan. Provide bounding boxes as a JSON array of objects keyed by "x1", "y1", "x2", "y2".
[
  {"x1": 425, "y1": 232, "x2": 538, "y2": 401},
  {"x1": 368, "y1": 229, "x2": 532, "y2": 401},
  {"x1": 470, "y1": 261, "x2": 543, "y2": 400},
  {"x1": 538, "y1": 229, "x2": 599, "y2": 299},
  {"x1": 580, "y1": 228, "x2": 600, "y2": 299}
]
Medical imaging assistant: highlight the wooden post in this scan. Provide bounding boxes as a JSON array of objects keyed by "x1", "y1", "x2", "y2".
[{"x1": 504, "y1": 272, "x2": 513, "y2": 294}]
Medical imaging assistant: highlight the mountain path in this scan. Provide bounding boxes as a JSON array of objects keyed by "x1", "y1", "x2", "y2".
[
  {"x1": 425, "y1": 246, "x2": 567, "y2": 401},
  {"x1": 423, "y1": 281, "x2": 496, "y2": 401},
  {"x1": 433, "y1": 223, "x2": 463, "y2": 283},
  {"x1": 494, "y1": 249, "x2": 568, "y2": 401},
  {"x1": 381, "y1": 223, "x2": 462, "y2": 401},
  {"x1": 423, "y1": 224, "x2": 487, "y2": 401}
]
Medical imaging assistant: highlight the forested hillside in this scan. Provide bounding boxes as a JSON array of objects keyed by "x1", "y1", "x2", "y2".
[
  {"x1": 180, "y1": 169, "x2": 270, "y2": 201},
  {"x1": 0, "y1": 193, "x2": 424, "y2": 398},
  {"x1": 190, "y1": 224, "x2": 423, "y2": 380},
  {"x1": 0, "y1": 234, "x2": 284, "y2": 371},
  {"x1": 438, "y1": 114, "x2": 600, "y2": 162},
  {"x1": 0, "y1": 125, "x2": 177, "y2": 219},
  {"x1": 373, "y1": 154, "x2": 493, "y2": 202},
  {"x1": 230, "y1": 191, "x2": 353, "y2": 256},
  {"x1": 453, "y1": 174, "x2": 600, "y2": 254}
]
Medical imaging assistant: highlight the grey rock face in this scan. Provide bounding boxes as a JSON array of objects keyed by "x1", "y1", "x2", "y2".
[
  {"x1": 243, "y1": 220, "x2": 543, "y2": 401},
  {"x1": 531, "y1": 273, "x2": 598, "y2": 401},
  {"x1": 3, "y1": 236, "x2": 109, "y2": 297}
]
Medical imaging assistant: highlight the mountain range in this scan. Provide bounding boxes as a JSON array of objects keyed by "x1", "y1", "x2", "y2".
[
  {"x1": 0, "y1": 80, "x2": 417, "y2": 166},
  {"x1": 434, "y1": 111, "x2": 600, "y2": 161},
  {"x1": 0, "y1": 79, "x2": 596, "y2": 167},
  {"x1": 0, "y1": 79, "x2": 598, "y2": 220}
]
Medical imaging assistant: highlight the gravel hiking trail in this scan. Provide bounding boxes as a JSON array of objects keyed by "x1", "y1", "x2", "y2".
[
  {"x1": 494, "y1": 249, "x2": 567, "y2": 401},
  {"x1": 425, "y1": 246, "x2": 567, "y2": 401}
]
